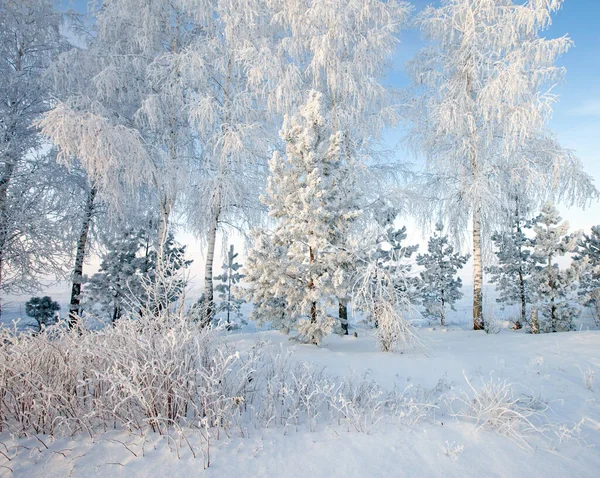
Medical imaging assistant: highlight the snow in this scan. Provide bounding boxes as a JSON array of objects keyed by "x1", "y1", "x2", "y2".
[{"x1": 2, "y1": 325, "x2": 599, "y2": 477}]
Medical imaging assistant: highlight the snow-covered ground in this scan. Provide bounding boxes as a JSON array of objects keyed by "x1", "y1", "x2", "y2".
[{"x1": 1, "y1": 324, "x2": 598, "y2": 478}]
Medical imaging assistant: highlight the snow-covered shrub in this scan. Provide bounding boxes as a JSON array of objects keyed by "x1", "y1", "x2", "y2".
[
  {"x1": 580, "y1": 366, "x2": 595, "y2": 391},
  {"x1": 329, "y1": 373, "x2": 386, "y2": 434},
  {"x1": 353, "y1": 261, "x2": 422, "y2": 353},
  {"x1": 450, "y1": 373, "x2": 549, "y2": 449},
  {"x1": 484, "y1": 310, "x2": 501, "y2": 335},
  {"x1": 444, "y1": 441, "x2": 464, "y2": 460}
]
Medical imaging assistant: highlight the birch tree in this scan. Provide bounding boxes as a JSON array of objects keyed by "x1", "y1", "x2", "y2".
[
  {"x1": 39, "y1": 0, "x2": 200, "y2": 252},
  {"x1": 406, "y1": 0, "x2": 596, "y2": 330},
  {"x1": 0, "y1": 0, "x2": 73, "y2": 314}
]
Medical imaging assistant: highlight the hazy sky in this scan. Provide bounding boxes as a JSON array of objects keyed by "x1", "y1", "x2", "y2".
[{"x1": 54, "y1": 0, "x2": 599, "y2": 289}]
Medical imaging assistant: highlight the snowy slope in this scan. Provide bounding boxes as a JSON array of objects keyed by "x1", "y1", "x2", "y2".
[{"x1": 1, "y1": 327, "x2": 598, "y2": 477}]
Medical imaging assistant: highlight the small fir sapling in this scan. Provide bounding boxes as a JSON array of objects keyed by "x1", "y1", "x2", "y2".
[
  {"x1": 416, "y1": 224, "x2": 469, "y2": 326},
  {"x1": 572, "y1": 225, "x2": 600, "y2": 326},
  {"x1": 529, "y1": 204, "x2": 580, "y2": 333},
  {"x1": 214, "y1": 245, "x2": 246, "y2": 327},
  {"x1": 487, "y1": 202, "x2": 535, "y2": 329},
  {"x1": 25, "y1": 296, "x2": 60, "y2": 332}
]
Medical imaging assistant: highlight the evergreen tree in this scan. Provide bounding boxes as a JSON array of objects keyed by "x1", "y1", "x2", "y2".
[
  {"x1": 25, "y1": 296, "x2": 60, "y2": 332},
  {"x1": 367, "y1": 226, "x2": 419, "y2": 326},
  {"x1": 487, "y1": 201, "x2": 534, "y2": 329},
  {"x1": 416, "y1": 224, "x2": 469, "y2": 326},
  {"x1": 245, "y1": 91, "x2": 360, "y2": 344},
  {"x1": 214, "y1": 245, "x2": 245, "y2": 327},
  {"x1": 572, "y1": 225, "x2": 600, "y2": 326},
  {"x1": 84, "y1": 226, "x2": 191, "y2": 322},
  {"x1": 84, "y1": 228, "x2": 143, "y2": 323},
  {"x1": 529, "y1": 204, "x2": 580, "y2": 333}
]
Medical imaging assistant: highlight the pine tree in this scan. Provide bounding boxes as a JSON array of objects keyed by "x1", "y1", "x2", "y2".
[
  {"x1": 529, "y1": 203, "x2": 580, "y2": 333},
  {"x1": 416, "y1": 224, "x2": 469, "y2": 327},
  {"x1": 214, "y1": 245, "x2": 245, "y2": 327},
  {"x1": 368, "y1": 226, "x2": 419, "y2": 326},
  {"x1": 84, "y1": 226, "x2": 191, "y2": 322},
  {"x1": 573, "y1": 225, "x2": 600, "y2": 326},
  {"x1": 84, "y1": 228, "x2": 143, "y2": 323},
  {"x1": 245, "y1": 91, "x2": 360, "y2": 345},
  {"x1": 487, "y1": 200, "x2": 534, "y2": 329},
  {"x1": 25, "y1": 296, "x2": 60, "y2": 332}
]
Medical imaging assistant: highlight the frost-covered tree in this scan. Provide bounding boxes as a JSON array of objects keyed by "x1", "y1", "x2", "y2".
[
  {"x1": 486, "y1": 198, "x2": 534, "y2": 329},
  {"x1": 406, "y1": 0, "x2": 596, "y2": 330},
  {"x1": 572, "y1": 226, "x2": 600, "y2": 326},
  {"x1": 85, "y1": 225, "x2": 191, "y2": 323},
  {"x1": 25, "y1": 296, "x2": 60, "y2": 332},
  {"x1": 353, "y1": 225, "x2": 421, "y2": 352},
  {"x1": 0, "y1": 0, "x2": 74, "y2": 313},
  {"x1": 39, "y1": 0, "x2": 199, "y2": 253},
  {"x1": 366, "y1": 226, "x2": 419, "y2": 322},
  {"x1": 265, "y1": 0, "x2": 413, "y2": 322},
  {"x1": 244, "y1": 91, "x2": 360, "y2": 344},
  {"x1": 214, "y1": 245, "x2": 245, "y2": 326},
  {"x1": 529, "y1": 203, "x2": 580, "y2": 333},
  {"x1": 416, "y1": 223, "x2": 469, "y2": 326}
]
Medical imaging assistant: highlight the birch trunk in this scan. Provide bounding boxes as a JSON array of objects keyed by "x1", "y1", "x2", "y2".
[
  {"x1": 68, "y1": 186, "x2": 97, "y2": 328},
  {"x1": 339, "y1": 300, "x2": 348, "y2": 335},
  {"x1": 202, "y1": 204, "x2": 219, "y2": 326},
  {"x1": 0, "y1": 161, "x2": 15, "y2": 319},
  {"x1": 473, "y1": 206, "x2": 484, "y2": 330}
]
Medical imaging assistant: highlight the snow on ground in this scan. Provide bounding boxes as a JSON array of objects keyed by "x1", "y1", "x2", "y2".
[{"x1": 1, "y1": 325, "x2": 598, "y2": 477}]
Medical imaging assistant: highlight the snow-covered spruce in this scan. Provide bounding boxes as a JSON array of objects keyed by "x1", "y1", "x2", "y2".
[
  {"x1": 85, "y1": 226, "x2": 190, "y2": 323},
  {"x1": 416, "y1": 223, "x2": 469, "y2": 327},
  {"x1": 487, "y1": 200, "x2": 535, "y2": 329},
  {"x1": 573, "y1": 225, "x2": 600, "y2": 326},
  {"x1": 528, "y1": 204, "x2": 580, "y2": 333},
  {"x1": 245, "y1": 91, "x2": 360, "y2": 344},
  {"x1": 214, "y1": 244, "x2": 246, "y2": 328},
  {"x1": 353, "y1": 227, "x2": 422, "y2": 352}
]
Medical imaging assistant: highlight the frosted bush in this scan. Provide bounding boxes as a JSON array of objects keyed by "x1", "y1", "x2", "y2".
[{"x1": 450, "y1": 373, "x2": 550, "y2": 449}]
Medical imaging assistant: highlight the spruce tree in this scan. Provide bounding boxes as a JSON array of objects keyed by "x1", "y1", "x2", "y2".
[
  {"x1": 215, "y1": 245, "x2": 245, "y2": 327},
  {"x1": 572, "y1": 225, "x2": 600, "y2": 326},
  {"x1": 368, "y1": 226, "x2": 419, "y2": 327},
  {"x1": 416, "y1": 224, "x2": 469, "y2": 326},
  {"x1": 245, "y1": 91, "x2": 360, "y2": 344},
  {"x1": 529, "y1": 204, "x2": 579, "y2": 333},
  {"x1": 487, "y1": 202, "x2": 534, "y2": 329},
  {"x1": 25, "y1": 296, "x2": 60, "y2": 332},
  {"x1": 85, "y1": 226, "x2": 191, "y2": 322}
]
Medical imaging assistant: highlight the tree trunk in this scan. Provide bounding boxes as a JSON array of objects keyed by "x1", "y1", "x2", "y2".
[
  {"x1": 309, "y1": 245, "x2": 318, "y2": 344},
  {"x1": 440, "y1": 289, "x2": 445, "y2": 327},
  {"x1": 517, "y1": 269, "x2": 525, "y2": 330},
  {"x1": 473, "y1": 206, "x2": 484, "y2": 330},
  {"x1": 0, "y1": 161, "x2": 16, "y2": 319},
  {"x1": 68, "y1": 186, "x2": 97, "y2": 329},
  {"x1": 203, "y1": 209, "x2": 219, "y2": 327},
  {"x1": 339, "y1": 301, "x2": 348, "y2": 335}
]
